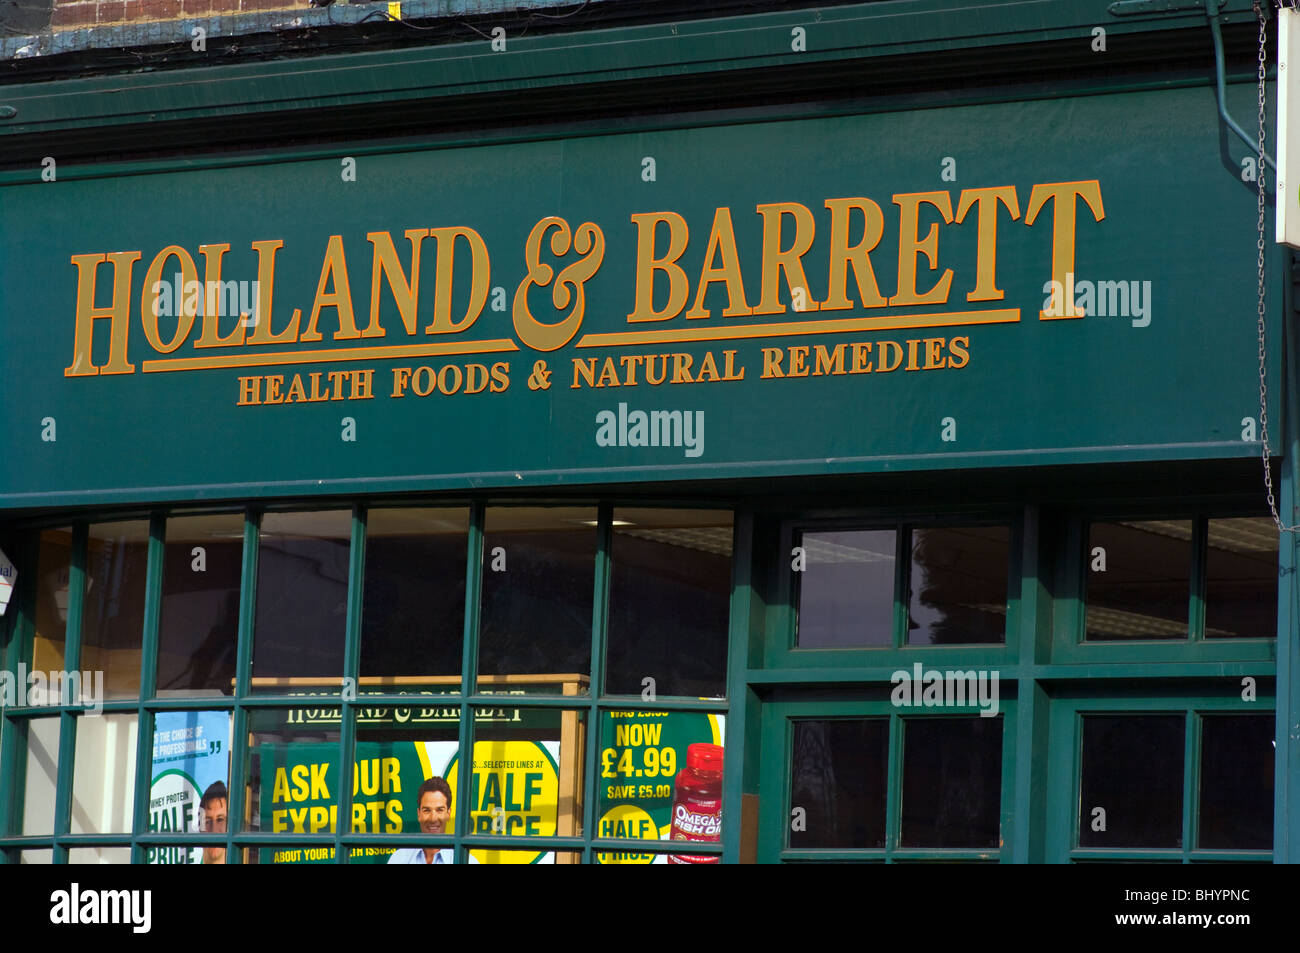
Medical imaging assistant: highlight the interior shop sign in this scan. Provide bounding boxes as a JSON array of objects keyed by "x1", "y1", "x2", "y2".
[{"x1": 0, "y1": 89, "x2": 1268, "y2": 502}]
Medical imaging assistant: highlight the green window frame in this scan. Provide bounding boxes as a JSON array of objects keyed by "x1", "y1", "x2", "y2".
[
  {"x1": 0, "y1": 500, "x2": 739, "y2": 863},
  {"x1": 1045, "y1": 690, "x2": 1276, "y2": 863},
  {"x1": 756, "y1": 698, "x2": 1017, "y2": 863}
]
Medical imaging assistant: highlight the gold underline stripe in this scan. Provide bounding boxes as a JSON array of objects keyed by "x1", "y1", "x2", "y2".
[
  {"x1": 142, "y1": 339, "x2": 521, "y2": 373},
  {"x1": 574, "y1": 308, "x2": 1020, "y2": 348}
]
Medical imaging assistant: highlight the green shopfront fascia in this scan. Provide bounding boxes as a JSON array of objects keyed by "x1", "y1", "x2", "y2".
[{"x1": 0, "y1": 0, "x2": 1297, "y2": 863}]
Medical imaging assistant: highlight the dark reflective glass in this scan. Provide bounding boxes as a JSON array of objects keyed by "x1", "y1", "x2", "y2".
[
  {"x1": 605, "y1": 509, "x2": 731, "y2": 698},
  {"x1": 82, "y1": 521, "x2": 151, "y2": 698},
  {"x1": 31, "y1": 528, "x2": 72, "y2": 674},
  {"x1": 361, "y1": 508, "x2": 467, "y2": 682},
  {"x1": 795, "y1": 530, "x2": 895, "y2": 648},
  {"x1": 252, "y1": 511, "x2": 351, "y2": 688},
  {"x1": 157, "y1": 514, "x2": 243, "y2": 696},
  {"x1": 1198, "y1": 714, "x2": 1274, "y2": 850},
  {"x1": 479, "y1": 508, "x2": 595, "y2": 692},
  {"x1": 1205, "y1": 518, "x2": 1279, "y2": 640},
  {"x1": 1085, "y1": 521, "x2": 1190, "y2": 640},
  {"x1": 789, "y1": 719, "x2": 888, "y2": 849},
  {"x1": 1079, "y1": 714, "x2": 1184, "y2": 847},
  {"x1": 907, "y1": 526, "x2": 1009, "y2": 645},
  {"x1": 900, "y1": 717, "x2": 1002, "y2": 848}
]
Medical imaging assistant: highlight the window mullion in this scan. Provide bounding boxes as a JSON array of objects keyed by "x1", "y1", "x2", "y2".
[
  {"x1": 129, "y1": 514, "x2": 166, "y2": 864},
  {"x1": 885, "y1": 711, "x2": 903, "y2": 862},
  {"x1": 582, "y1": 502, "x2": 613, "y2": 864},
  {"x1": 51, "y1": 522, "x2": 87, "y2": 864},
  {"x1": 334, "y1": 504, "x2": 366, "y2": 864},
  {"x1": 453, "y1": 501, "x2": 484, "y2": 864},
  {"x1": 1182, "y1": 709, "x2": 1198, "y2": 861},
  {"x1": 225, "y1": 509, "x2": 259, "y2": 865}
]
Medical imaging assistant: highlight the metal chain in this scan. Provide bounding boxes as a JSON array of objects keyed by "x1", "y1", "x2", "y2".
[{"x1": 1256, "y1": 3, "x2": 1300, "y2": 531}]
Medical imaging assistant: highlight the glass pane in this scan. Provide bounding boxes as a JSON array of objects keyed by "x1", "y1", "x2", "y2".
[
  {"x1": 606, "y1": 509, "x2": 732, "y2": 698},
  {"x1": 20, "y1": 850, "x2": 52, "y2": 864},
  {"x1": 453, "y1": 707, "x2": 587, "y2": 862},
  {"x1": 479, "y1": 507, "x2": 595, "y2": 693},
  {"x1": 71, "y1": 712, "x2": 138, "y2": 834},
  {"x1": 252, "y1": 511, "x2": 351, "y2": 691},
  {"x1": 1085, "y1": 521, "x2": 1191, "y2": 640},
  {"x1": 907, "y1": 527, "x2": 1009, "y2": 645},
  {"x1": 596, "y1": 709, "x2": 725, "y2": 863},
  {"x1": 68, "y1": 847, "x2": 132, "y2": 864},
  {"x1": 243, "y1": 707, "x2": 341, "y2": 837},
  {"x1": 795, "y1": 530, "x2": 895, "y2": 648},
  {"x1": 32, "y1": 528, "x2": 72, "y2": 674},
  {"x1": 83, "y1": 521, "x2": 150, "y2": 698},
  {"x1": 789, "y1": 719, "x2": 888, "y2": 849},
  {"x1": 351, "y1": 705, "x2": 459, "y2": 865},
  {"x1": 900, "y1": 717, "x2": 1002, "y2": 848},
  {"x1": 1198, "y1": 714, "x2": 1274, "y2": 850},
  {"x1": 148, "y1": 709, "x2": 232, "y2": 864},
  {"x1": 1079, "y1": 713, "x2": 1184, "y2": 848},
  {"x1": 1205, "y1": 518, "x2": 1279, "y2": 639},
  {"x1": 361, "y1": 507, "x2": 467, "y2": 684},
  {"x1": 21, "y1": 716, "x2": 59, "y2": 835},
  {"x1": 157, "y1": 514, "x2": 243, "y2": 696}
]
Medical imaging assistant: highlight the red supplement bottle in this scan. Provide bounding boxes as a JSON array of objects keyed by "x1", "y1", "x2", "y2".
[{"x1": 667, "y1": 743, "x2": 724, "y2": 864}]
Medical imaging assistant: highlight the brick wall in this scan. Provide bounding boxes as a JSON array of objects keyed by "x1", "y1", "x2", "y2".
[{"x1": 50, "y1": 0, "x2": 300, "y2": 29}]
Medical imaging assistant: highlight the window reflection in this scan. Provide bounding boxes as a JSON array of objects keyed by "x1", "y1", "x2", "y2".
[
  {"x1": 795, "y1": 530, "x2": 895, "y2": 648},
  {"x1": 907, "y1": 527, "x2": 1009, "y2": 645}
]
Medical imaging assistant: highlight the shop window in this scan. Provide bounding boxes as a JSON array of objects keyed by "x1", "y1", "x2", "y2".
[
  {"x1": 794, "y1": 530, "x2": 895, "y2": 648},
  {"x1": 148, "y1": 709, "x2": 231, "y2": 864},
  {"x1": 460, "y1": 707, "x2": 587, "y2": 860},
  {"x1": 157, "y1": 514, "x2": 243, "y2": 696},
  {"x1": 361, "y1": 507, "x2": 467, "y2": 684},
  {"x1": 1075, "y1": 710, "x2": 1275, "y2": 855},
  {"x1": 906, "y1": 527, "x2": 1009, "y2": 645},
  {"x1": 1084, "y1": 521, "x2": 1191, "y2": 641},
  {"x1": 2, "y1": 503, "x2": 731, "y2": 863},
  {"x1": 899, "y1": 716, "x2": 1002, "y2": 847},
  {"x1": 71, "y1": 712, "x2": 138, "y2": 835},
  {"x1": 789, "y1": 522, "x2": 1010, "y2": 651},
  {"x1": 788, "y1": 719, "x2": 888, "y2": 848},
  {"x1": 1198, "y1": 714, "x2": 1274, "y2": 850},
  {"x1": 596, "y1": 708, "x2": 725, "y2": 864},
  {"x1": 82, "y1": 521, "x2": 150, "y2": 698},
  {"x1": 252, "y1": 511, "x2": 351, "y2": 690},
  {"x1": 243, "y1": 708, "x2": 342, "y2": 839},
  {"x1": 1204, "y1": 518, "x2": 1280, "y2": 640},
  {"x1": 478, "y1": 507, "x2": 595, "y2": 693},
  {"x1": 606, "y1": 508, "x2": 732, "y2": 697}
]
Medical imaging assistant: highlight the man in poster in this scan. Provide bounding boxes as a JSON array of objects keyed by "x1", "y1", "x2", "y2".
[
  {"x1": 387, "y1": 777, "x2": 478, "y2": 865},
  {"x1": 201, "y1": 781, "x2": 228, "y2": 865}
]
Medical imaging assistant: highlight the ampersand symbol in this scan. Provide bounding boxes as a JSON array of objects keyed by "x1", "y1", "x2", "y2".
[
  {"x1": 527, "y1": 360, "x2": 552, "y2": 390},
  {"x1": 512, "y1": 217, "x2": 605, "y2": 351}
]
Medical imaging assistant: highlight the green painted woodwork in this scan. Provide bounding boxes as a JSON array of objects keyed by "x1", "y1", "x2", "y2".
[{"x1": 0, "y1": 81, "x2": 1282, "y2": 509}]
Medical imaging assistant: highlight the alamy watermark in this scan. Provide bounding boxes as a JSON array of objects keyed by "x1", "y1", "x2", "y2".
[
  {"x1": 595, "y1": 403, "x2": 704, "y2": 458},
  {"x1": 890, "y1": 663, "x2": 999, "y2": 717},
  {"x1": 0, "y1": 664, "x2": 104, "y2": 714},
  {"x1": 151, "y1": 273, "x2": 259, "y2": 323},
  {"x1": 1042, "y1": 272, "x2": 1152, "y2": 327}
]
